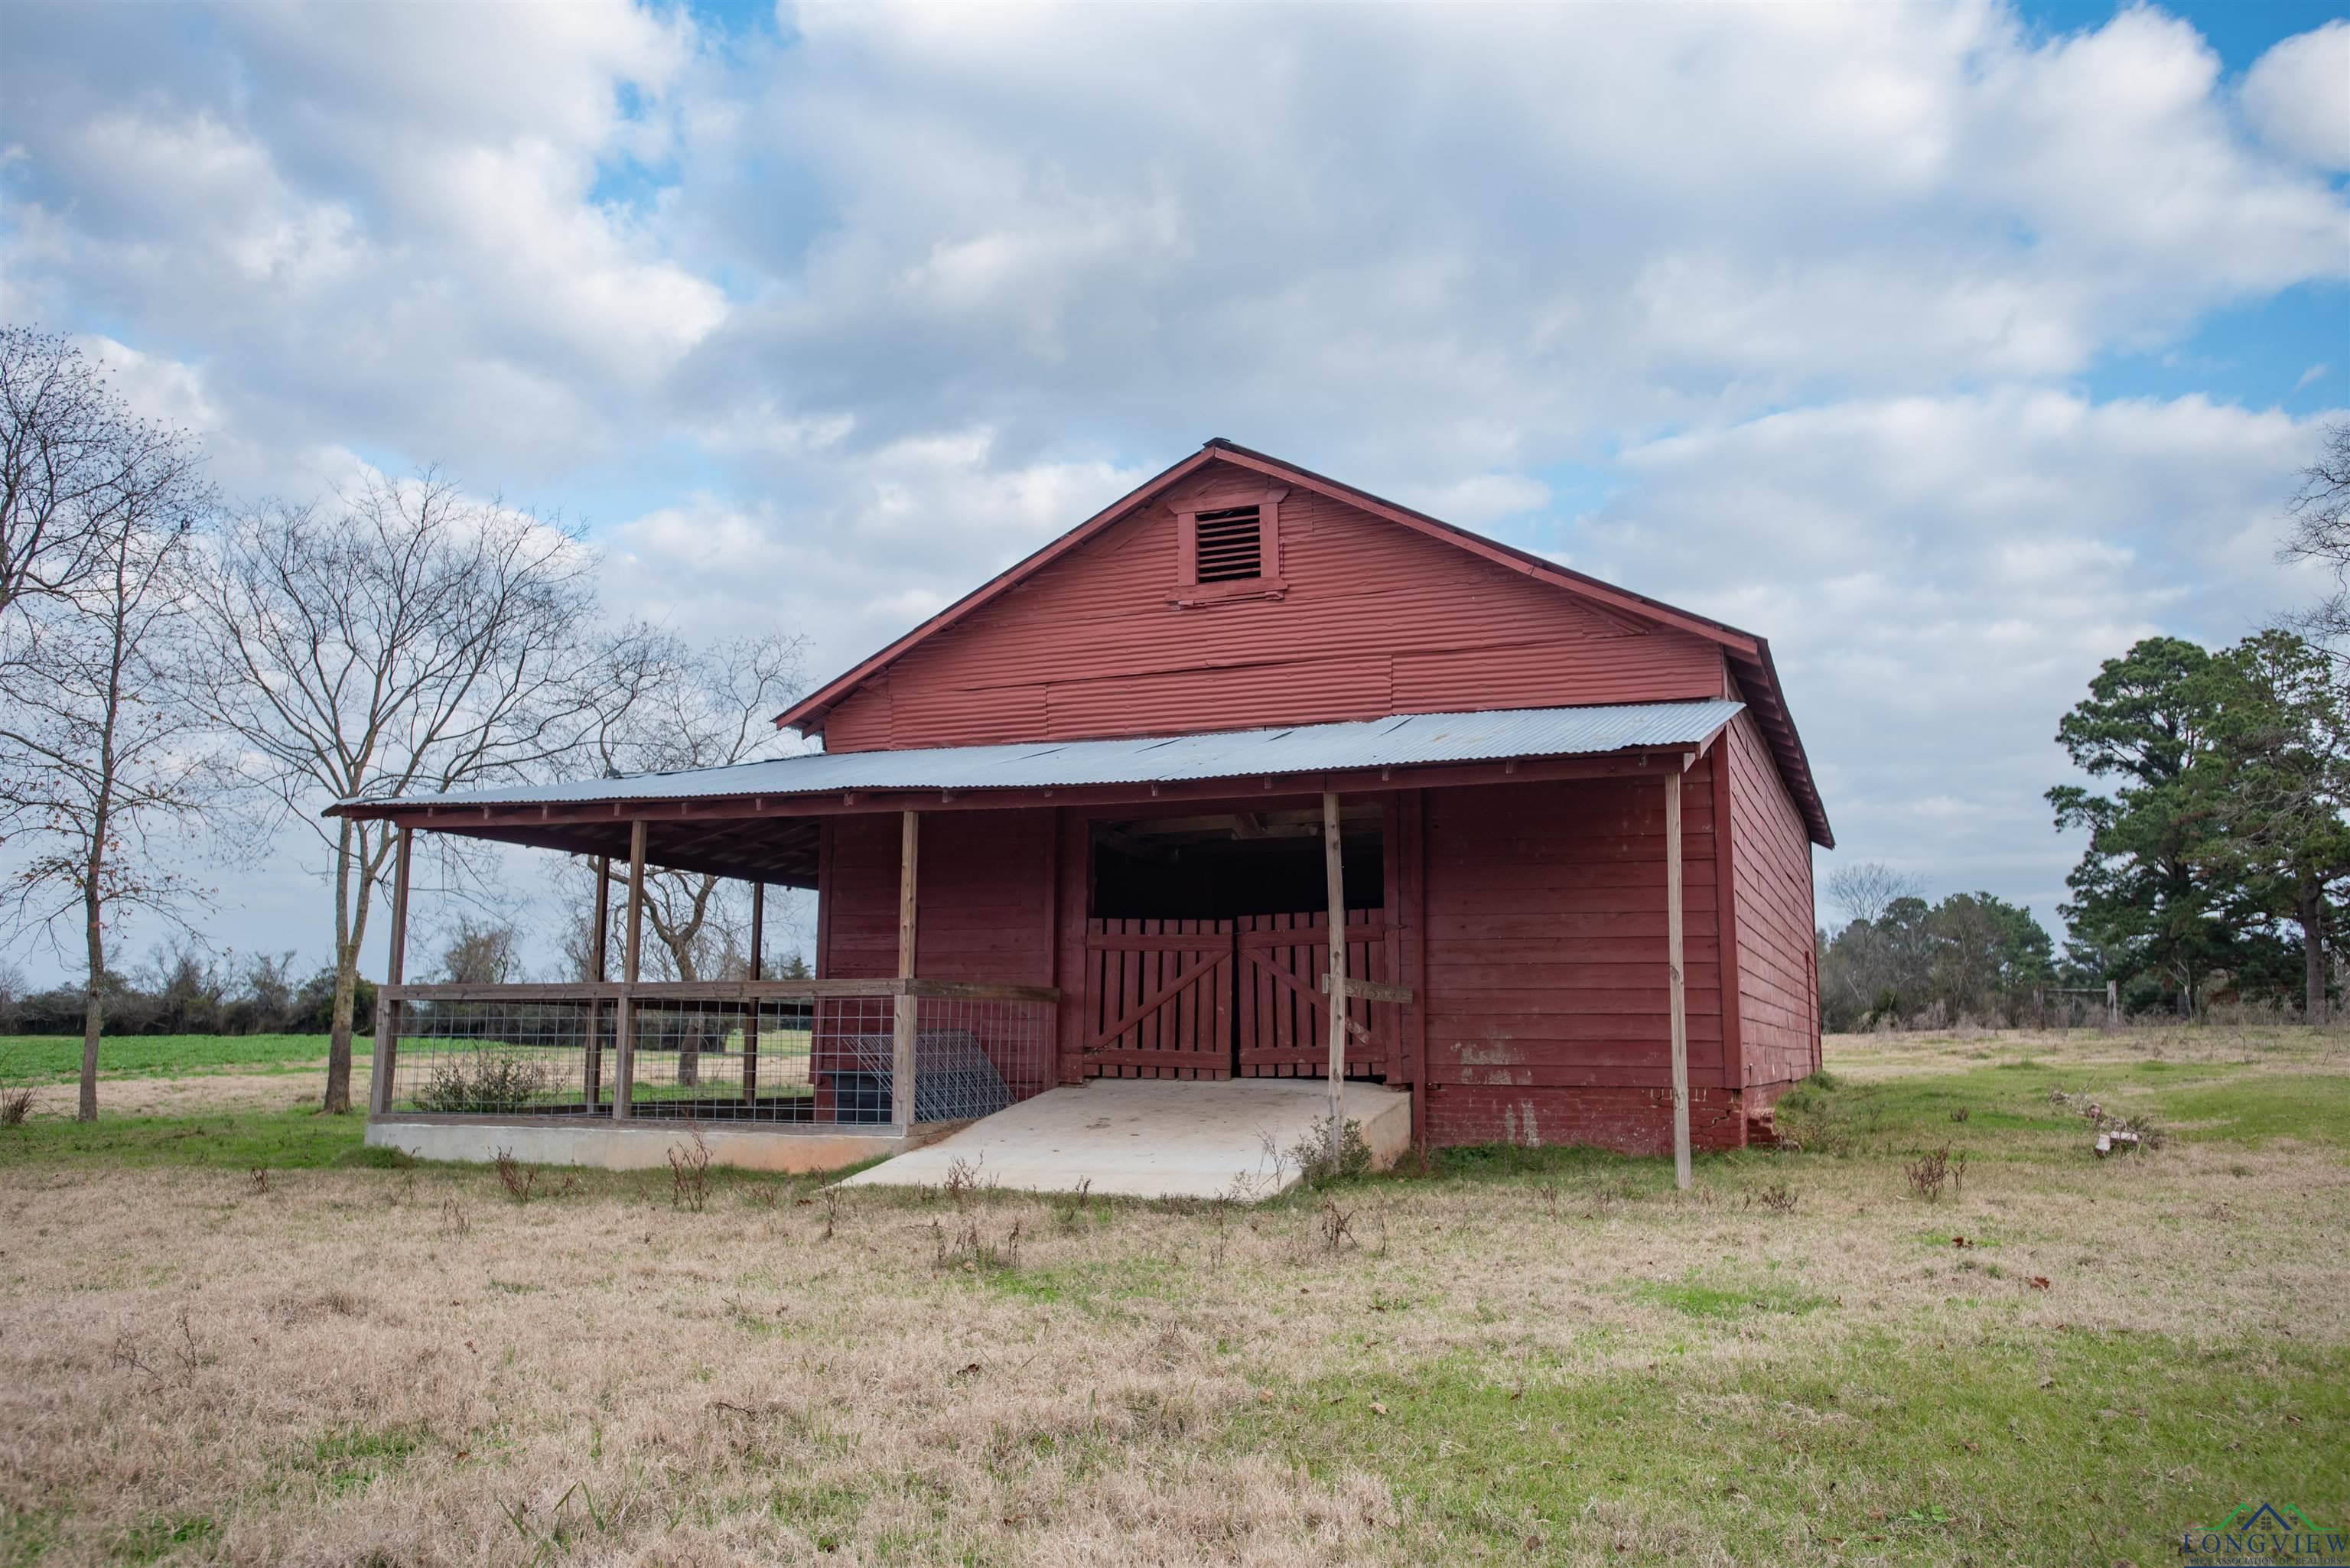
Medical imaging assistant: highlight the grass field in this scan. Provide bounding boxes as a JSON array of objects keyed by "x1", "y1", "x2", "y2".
[
  {"x1": 0, "y1": 1034, "x2": 337, "y2": 1085},
  {"x1": 0, "y1": 1023, "x2": 2343, "y2": 1565}
]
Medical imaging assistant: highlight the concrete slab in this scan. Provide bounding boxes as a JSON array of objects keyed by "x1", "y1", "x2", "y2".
[
  {"x1": 366, "y1": 1117, "x2": 916, "y2": 1175},
  {"x1": 835, "y1": 1078, "x2": 1413, "y2": 1201}
]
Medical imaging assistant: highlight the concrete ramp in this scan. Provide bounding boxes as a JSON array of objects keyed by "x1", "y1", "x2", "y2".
[{"x1": 836, "y1": 1078, "x2": 1412, "y2": 1201}]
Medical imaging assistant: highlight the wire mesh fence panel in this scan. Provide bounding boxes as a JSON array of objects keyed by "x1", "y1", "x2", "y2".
[
  {"x1": 622, "y1": 996, "x2": 819, "y2": 1122},
  {"x1": 385, "y1": 984, "x2": 1056, "y2": 1128},
  {"x1": 811, "y1": 994, "x2": 1056, "y2": 1125},
  {"x1": 389, "y1": 996, "x2": 608, "y2": 1117}
]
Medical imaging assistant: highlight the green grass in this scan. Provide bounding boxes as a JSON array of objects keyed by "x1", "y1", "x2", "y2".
[
  {"x1": 1625, "y1": 1272, "x2": 1825, "y2": 1320},
  {"x1": 1771, "y1": 1056, "x2": 2350, "y2": 1158},
  {"x1": 2150, "y1": 1073, "x2": 2350, "y2": 1147},
  {"x1": 112, "y1": 1514, "x2": 216, "y2": 1564},
  {"x1": 0, "y1": 1023, "x2": 2344, "y2": 1563},
  {"x1": 0, "y1": 1104, "x2": 382, "y2": 1170},
  {"x1": 1236, "y1": 1332, "x2": 2350, "y2": 1564},
  {"x1": 305, "y1": 1426, "x2": 425, "y2": 1496},
  {"x1": 0, "y1": 1033, "x2": 334, "y2": 1083}
]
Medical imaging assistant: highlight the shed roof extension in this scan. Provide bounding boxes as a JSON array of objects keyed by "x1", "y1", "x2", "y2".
[
  {"x1": 336, "y1": 698, "x2": 1743, "y2": 815},
  {"x1": 326, "y1": 699, "x2": 1749, "y2": 888}
]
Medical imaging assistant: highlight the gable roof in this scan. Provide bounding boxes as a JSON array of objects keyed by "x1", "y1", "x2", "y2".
[{"x1": 777, "y1": 438, "x2": 1832, "y2": 847}]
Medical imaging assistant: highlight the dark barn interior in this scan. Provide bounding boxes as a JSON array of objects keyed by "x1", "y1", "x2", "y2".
[{"x1": 1087, "y1": 806, "x2": 1383, "y2": 920}]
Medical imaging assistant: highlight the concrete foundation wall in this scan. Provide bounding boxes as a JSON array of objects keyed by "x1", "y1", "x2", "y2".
[{"x1": 366, "y1": 1118, "x2": 916, "y2": 1175}]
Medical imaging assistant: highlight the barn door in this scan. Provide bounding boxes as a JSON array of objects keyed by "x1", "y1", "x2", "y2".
[
  {"x1": 1235, "y1": 910, "x2": 1398, "y2": 1078},
  {"x1": 1082, "y1": 918, "x2": 1234, "y2": 1078}
]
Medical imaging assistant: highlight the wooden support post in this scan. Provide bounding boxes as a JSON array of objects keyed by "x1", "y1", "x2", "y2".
[
  {"x1": 893, "y1": 811, "x2": 919, "y2": 1127},
  {"x1": 369, "y1": 825, "x2": 413, "y2": 1116},
  {"x1": 585, "y1": 854, "x2": 609, "y2": 1109},
  {"x1": 744, "y1": 880, "x2": 763, "y2": 1103},
  {"x1": 1323, "y1": 790, "x2": 1346, "y2": 1140},
  {"x1": 1665, "y1": 769, "x2": 1691, "y2": 1190},
  {"x1": 615, "y1": 820, "x2": 646, "y2": 1120}
]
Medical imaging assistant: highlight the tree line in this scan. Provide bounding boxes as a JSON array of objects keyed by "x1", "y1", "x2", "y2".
[
  {"x1": 1815, "y1": 868, "x2": 2060, "y2": 1032},
  {"x1": 1819, "y1": 421, "x2": 2350, "y2": 1031},
  {"x1": 0, "y1": 327, "x2": 807, "y2": 1119},
  {"x1": 0, "y1": 942, "x2": 377, "y2": 1039}
]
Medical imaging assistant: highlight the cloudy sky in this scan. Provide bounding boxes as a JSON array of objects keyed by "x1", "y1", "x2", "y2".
[{"x1": 2, "y1": 0, "x2": 2346, "y2": 981}]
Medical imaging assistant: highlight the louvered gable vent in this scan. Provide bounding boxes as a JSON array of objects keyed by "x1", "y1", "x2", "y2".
[{"x1": 1193, "y1": 505, "x2": 1262, "y2": 582}]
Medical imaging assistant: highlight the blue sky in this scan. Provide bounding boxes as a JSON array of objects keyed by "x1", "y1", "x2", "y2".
[{"x1": 1, "y1": 0, "x2": 2345, "y2": 983}]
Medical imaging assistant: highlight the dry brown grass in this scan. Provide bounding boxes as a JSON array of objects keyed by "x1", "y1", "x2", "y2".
[
  {"x1": 1824, "y1": 1017, "x2": 2345, "y2": 1078},
  {"x1": 0, "y1": 1168, "x2": 1409, "y2": 1563},
  {"x1": 16, "y1": 1065, "x2": 354, "y2": 1121},
  {"x1": 0, "y1": 1024, "x2": 2343, "y2": 1563}
]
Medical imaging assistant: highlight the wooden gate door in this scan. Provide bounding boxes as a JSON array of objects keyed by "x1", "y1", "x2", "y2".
[
  {"x1": 1235, "y1": 910, "x2": 1399, "y2": 1078},
  {"x1": 1082, "y1": 918, "x2": 1234, "y2": 1078}
]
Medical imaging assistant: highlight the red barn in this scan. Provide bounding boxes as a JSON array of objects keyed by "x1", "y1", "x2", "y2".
[{"x1": 337, "y1": 439, "x2": 1829, "y2": 1181}]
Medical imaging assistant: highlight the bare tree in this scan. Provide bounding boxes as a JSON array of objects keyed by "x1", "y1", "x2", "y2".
[
  {"x1": 1825, "y1": 860, "x2": 1922, "y2": 929},
  {"x1": 2283, "y1": 419, "x2": 2350, "y2": 661},
  {"x1": 1, "y1": 329, "x2": 193, "y2": 629},
  {"x1": 199, "y1": 473, "x2": 606, "y2": 1113},
  {"x1": 437, "y1": 917, "x2": 522, "y2": 985},
  {"x1": 565, "y1": 631, "x2": 805, "y2": 1083},
  {"x1": 0, "y1": 428, "x2": 221, "y2": 1120},
  {"x1": 585, "y1": 630, "x2": 806, "y2": 980}
]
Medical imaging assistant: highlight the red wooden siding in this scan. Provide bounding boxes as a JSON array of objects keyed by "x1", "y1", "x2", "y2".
[
  {"x1": 815, "y1": 808, "x2": 1058, "y2": 988},
  {"x1": 1724, "y1": 710, "x2": 1819, "y2": 1085},
  {"x1": 1417, "y1": 773, "x2": 1733, "y2": 1150},
  {"x1": 809, "y1": 760, "x2": 1805, "y2": 1153},
  {"x1": 820, "y1": 460, "x2": 1726, "y2": 752}
]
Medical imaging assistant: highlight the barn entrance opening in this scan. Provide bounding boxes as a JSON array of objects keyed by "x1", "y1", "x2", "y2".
[
  {"x1": 1079, "y1": 807, "x2": 1398, "y2": 1082},
  {"x1": 1089, "y1": 807, "x2": 1382, "y2": 921}
]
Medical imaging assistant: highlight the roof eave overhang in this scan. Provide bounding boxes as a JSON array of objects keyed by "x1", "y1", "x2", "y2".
[{"x1": 327, "y1": 740, "x2": 1721, "y2": 832}]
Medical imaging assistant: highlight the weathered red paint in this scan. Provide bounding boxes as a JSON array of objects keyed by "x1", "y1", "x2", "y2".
[
  {"x1": 817, "y1": 460, "x2": 1727, "y2": 753},
  {"x1": 702, "y1": 441, "x2": 1828, "y2": 1157},
  {"x1": 778, "y1": 439, "x2": 1829, "y2": 852},
  {"x1": 1723, "y1": 707, "x2": 1821, "y2": 1096},
  {"x1": 816, "y1": 809, "x2": 1059, "y2": 991}
]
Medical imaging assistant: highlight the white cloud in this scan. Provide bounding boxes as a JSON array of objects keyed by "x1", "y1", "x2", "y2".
[
  {"x1": 1575, "y1": 390, "x2": 2337, "y2": 926},
  {"x1": 2, "y1": 0, "x2": 2345, "y2": 974},
  {"x1": 606, "y1": 437, "x2": 1150, "y2": 671},
  {"x1": 1395, "y1": 474, "x2": 1554, "y2": 528},
  {"x1": 2244, "y1": 21, "x2": 2350, "y2": 170},
  {"x1": 0, "y1": 0, "x2": 723, "y2": 480},
  {"x1": 653, "y1": 0, "x2": 2345, "y2": 477}
]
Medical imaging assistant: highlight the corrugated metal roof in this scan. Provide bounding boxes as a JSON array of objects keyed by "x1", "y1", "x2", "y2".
[{"x1": 334, "y1": 699, "x2": 1743, "y2": 814}]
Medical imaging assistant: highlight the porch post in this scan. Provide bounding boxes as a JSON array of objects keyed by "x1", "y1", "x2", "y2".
[
  {"x1": 615, "y1": 819, "x2": 646, "y2": 1120},
  {"x1": 585, "y1": 853, "x2": 609, "y2": 1109},
  {"x1": 893, "y1": 811, "x2": 919, "y2": 1127},
  {"x1": 1665, "y1": 769, "x2": 1691, "y2": 1190},
  {"x1": 1323, "y1": 790, "x2": 1346, "y2": 1138},
  {"x1": 743, "y1": 880, "x2": 763, "y2": 1103},
  {"x1": 369, "y1": 825, "x2": 412, "y2": 1116}
]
